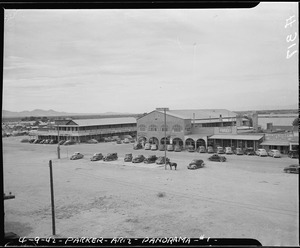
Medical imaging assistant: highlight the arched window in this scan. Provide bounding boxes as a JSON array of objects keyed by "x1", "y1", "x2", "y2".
[
  {"x1": 161, "y1": 125, "x2": 169, "y2": 131},
  {"x1": 139, "y1": 124, "x2": 146, "y2": 131},
  {"x1": 148, "y1": 125, "x2": 158, "y2": 131},
  {"x1": 172, "y1": 124, "x2": 182, "y2": 132}
]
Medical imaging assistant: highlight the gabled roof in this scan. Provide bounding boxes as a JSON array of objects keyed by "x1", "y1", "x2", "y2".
[{"x1": 69, "y1": 117, "x2": 137, "y2": 127}]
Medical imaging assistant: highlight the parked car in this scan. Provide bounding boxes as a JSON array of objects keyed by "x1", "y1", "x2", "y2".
[
  {"x1": 133, "y1": 143, "x2": 142, "y2": 150},
  {"x1": 144, "y1": 143, "x2": 151, "y2": 150},
  {"x1": 156, "y1": 156, "x2": 170, "y2": 164},
  {"x1": 64, "y1": 140, "x2": 76, "y2": 145},
  {"x1": 103, "y1": 153, "x2": 118, "y2": 161},
  {"x1": 159, "y1": 145, "x2": 165, "y2": 151},
  {"x1": 70, "y1": 152, "x2": 84, "y2": 160},
  {"x1": 104, "y1": 137, "x2": 112, "y2": 142},
  {"x1": 255, "y1": 149, "x2": 268, "y2": 157},
  {"x1": 244, "y1": 147, "x2": 255, "y2": 155},
  {"x1": 268, "y1": 149, "x2": 281, "y2": 158},
  {"x1": 90, "y1": 153, "x2": 103, "y2": 161},
  {"x1": 217, "y1": 147, "x2": 225, "y2": 154},
  {"x1": 187, "y1": 159, "x2": 205, "y2": 170},
  {"x1": 207, "y1": 146, "x2": 214, "y2": 153},
  {"x1": 151, "y1": 144, "x2": 158, "y2": 150},
  {"x1": 187, "y1": 145, "x2": 195, "y2": 152},
  {"x1": 283, "y1": 164, "x2": 299, "y2": 174},
  {"x1": 174, "y1": 145, "x2": 181, "y2": 152},
  {"x1": 235, "y1": 148, "x2": 244, "y2": 155},
  {"x1": 44, "y1": 139, "x2": 49, "y2": 144},
  {"x1": 40, "y1": 139, "x2": 45, "y2": 144},
  {"x1": 124, "y1": 153, "x2": 133, "y2": 162},
  {"x1": 167, "y1": 144, "x2": 174, "y2": 151},
  {"x1": 225, "y1": 147, "x2": 233, "y2": 155},
  {"x1": 123, "y1": 138, "x2": 130, "y2": 144},
  {"x1": 288, "y1": 150, "x2": 299, "y2": 159},
  {"x1": 144, "y1": 155, "x2": 158, "y2": 164},
  {"x1": 198, "y1": 146, "x2": 206, "y2": 153},
  {"x1": 116, "y1": 138, "x2": 122, "y2": 144},
  {"x1": 58, "y1": 140, "x2": 66, "y2": 145},
  {"x1": 208, "y1": 154, "x2": 226, "y2": 162},
  {"x1": 132, "y1": 155, "x2": 145, "y2": 163}
]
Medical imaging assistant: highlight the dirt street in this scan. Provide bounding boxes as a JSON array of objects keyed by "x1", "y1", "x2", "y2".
[{"x1": 3, "y1": 137, "x2": 299, "y2": 246}]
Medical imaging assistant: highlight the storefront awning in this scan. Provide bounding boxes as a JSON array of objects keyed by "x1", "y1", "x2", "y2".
[
  {"x1": 208, "y1": 134, "x2": 264, "y2": 141},
  {"x1": 260, "y1": 140, "x2": 290, "y2": 146}
]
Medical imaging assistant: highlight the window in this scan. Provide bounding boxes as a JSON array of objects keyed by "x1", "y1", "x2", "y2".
[
  {"x1": 148, "y1": 125, "x2": 158, "y2": 131},
  {"x1": 139, "y1": 125, "x2": 146, "y2": 131},
  {"x1": 161, "y1": 125, "x2": 169, "y2": 131},
  {"x1": 172, "y1": 124, "x2": 182, "y2": 132}
]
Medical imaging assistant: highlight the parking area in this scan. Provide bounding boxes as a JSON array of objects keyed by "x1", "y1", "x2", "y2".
[{"x1": 3, "y1": 136, "x2": 299, "y2": 246}]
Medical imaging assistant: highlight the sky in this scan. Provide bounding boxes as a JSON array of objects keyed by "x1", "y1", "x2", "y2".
[{"x1": 2, "y1": 3, "x2": 299, "y2": 114}]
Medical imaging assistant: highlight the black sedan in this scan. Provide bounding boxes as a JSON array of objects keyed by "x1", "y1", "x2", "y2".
[
  {"x1": 90, "y1": 153, "x2": 103, "y2": 161},
  {"x1": 132, "y1": 155, "x2": 145, "y2": 163},
  {"x1": 208, "y1": 154, "x2": 226, "y2": 162},
  {"x1": 187, "y1": 159, "x2": 205, "y2": 170},
  {"x1": 124, "y1": 153, "x2": 133, "y2": 162},
  {"x1": 144, "y1": 155, "x2": 158, "y2": 164},
  {"x1": 283, "y1": 164, "x2": 299, "y2": 174}
]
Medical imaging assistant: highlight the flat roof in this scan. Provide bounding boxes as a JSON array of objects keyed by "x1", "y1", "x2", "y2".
[
  {"x1": 70, "y1": 117, "x2": 137, "y2": 127},
  {"x1": 209, "y1": 134, "x2": 264, "y2": 141}
]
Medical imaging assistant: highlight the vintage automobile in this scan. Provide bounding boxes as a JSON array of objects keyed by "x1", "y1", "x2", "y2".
[
  {"x1": 167, "y1": 144, "x2": 174, "y2": 151},
  {"x1": 268, "y1": 149, "x2": 281, "y2": 158},
  {"x1": 208, "y1": 154, "x2": 226, "y2": 162},
  {"x1": 124, "y1": 153, "x2": 133, "y2": 162},
  {"x1": 187, "y1": 145, "x2": 195, "y2": 152},
  {"x1": 123, "y1": 138, "x2": 130, "y2": 144},
  {"x1": 159, "y1": 145, "x2": 165, "y2": 151},
  {"x1": 103, "y1": 153, "x2": 118, "y2": 161},
  {"x1": 198, "y1": 146, "x2": 206, "y2": 153},
  {"x1": 58, "y1": 140, "x2": 66, "y2": 145},
  {"x1": 104, "y1": 137, "x2": 112, "y2": 142},
  {"x1": 132, "y1": 155, "x2": 145, "y2": 163},
  {"x1": 151, "y1": 144, "x2": 158, "y2": 150},
  {"x1": 64, "y1": 140, "x2": 76, "y2": 146},
  {"x1": 283, "y1": 164, "x2": 299, "y2": 174},
  {"x1": 174, "y1": 145, "x2": 181, "y2": 152},
  {"x1": 225, "y1": 147, "x2": 233, "y2": 155},
  {"x1": 144, "y1": 143, "x2": 151, "y2": 150},
  {"x1": 235, "y1": 148, "x2": 244, "y2": 155},
  {"x1": 133, "y1": 143, "x2": 143, "y2": 150},
  {"x1": 156, "y1": 156, "x2": 170, "y2": 164},
  {"x1": 207, "y1": 146, "x2": 214, "y2": 153},
  {"x1": 288, "y1": 150, "x2": 299, "y2": 159},
  {"x1": 187, "y1": 159, "x2": 205, "y2": 170},
  {"x1": 70, "y1": 152, "x2": 84, "y2": 160},
  {"x1": 217, "y1": 147, "x2": 225, "y2": 154},
  {"x1": 255, "y1": 149, "x2": 268, "y2": 157},
  {"x1": 90, "y1": 153, "x2": 103, "y2": 161},
  {"x1": 144, "y1": 155, "x2": 158, "y2": 164},
  {"x1": 244, "y1": 147, "x2": 255, "y2": 155},
  {"x1": 116, "y1": 138, "x2": 122, "y2": 144}
]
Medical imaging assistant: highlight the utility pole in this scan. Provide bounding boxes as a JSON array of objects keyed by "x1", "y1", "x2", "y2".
[
  {"x1": 57, "y1": 122, "x2": 60, "y2": 159},
  {"x1": 156, "y1": 107, "x2": 168, "y2": 170},
  {"x1": 49, "y1": 160, "x2": 56, "y2": 235}
]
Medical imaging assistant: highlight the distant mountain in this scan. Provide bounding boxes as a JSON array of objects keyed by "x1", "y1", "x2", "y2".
[{"x1": 2, "y1": 109, "x2": 135, "y2": 118}]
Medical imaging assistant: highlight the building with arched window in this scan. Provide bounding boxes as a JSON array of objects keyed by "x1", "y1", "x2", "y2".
[{"x1": 137, "y1": 108, "x2": 264, "y2": 151}]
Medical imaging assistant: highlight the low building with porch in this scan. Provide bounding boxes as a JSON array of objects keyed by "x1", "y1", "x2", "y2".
[{"x1": 36, "y1": 117, "x2": 137, "y2": 143}]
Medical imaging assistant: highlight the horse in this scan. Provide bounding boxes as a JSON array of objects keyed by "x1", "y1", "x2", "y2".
[{"x1": 168, "y1": 162, "x2": 177, "y2": 170}]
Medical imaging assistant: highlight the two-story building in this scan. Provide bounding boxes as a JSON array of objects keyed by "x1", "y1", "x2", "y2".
[
  {"x1": 137, "y1": 108, "x2": 264, "y2": 150},
  {"x1": 36, "y1": 117, "x2": 137, "y2": 143}
]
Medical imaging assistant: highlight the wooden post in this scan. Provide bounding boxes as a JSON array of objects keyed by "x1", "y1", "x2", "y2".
[{"x1": 49, "y1": 160, "x2": 56, "y2": 235}]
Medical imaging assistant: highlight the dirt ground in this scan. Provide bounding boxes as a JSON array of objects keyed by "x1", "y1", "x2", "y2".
[{"x1": 3, "y1": 136, "x2": 299, "y2": 246}]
